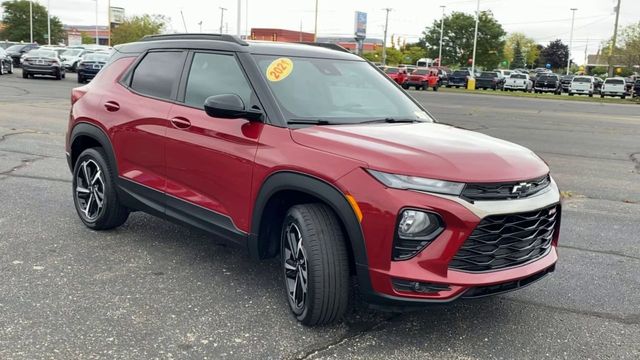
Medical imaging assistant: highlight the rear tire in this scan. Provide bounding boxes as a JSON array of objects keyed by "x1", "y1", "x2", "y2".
[
  {"x1": 281, "y1": 203, "x2": 349, "y2": 326},
  {"x1": 8, "y1": 63, "x2": 13, "y2": 74},
  {"x1": 72, "y1": 148, "x2": 130, "y2": 230},
  {"x1": 77, "y1": 74, "x2": 84, "y2": 83}
]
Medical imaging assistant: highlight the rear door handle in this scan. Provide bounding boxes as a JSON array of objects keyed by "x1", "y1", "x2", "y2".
[
  {"x1": 104, "y1": 101, "x2": 120, "y2": 112},
  {"x1": 170, "y1": 117, "x2": 191, "y2": 129}
]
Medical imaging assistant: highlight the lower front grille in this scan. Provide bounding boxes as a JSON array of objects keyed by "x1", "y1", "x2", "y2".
[{"x1": 449, "y1": 205, "x2": 559, "y2": 272}]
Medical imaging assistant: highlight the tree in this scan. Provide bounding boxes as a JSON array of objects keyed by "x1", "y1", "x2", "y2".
[
  {"x1": 540, "y1": 39, "x2": 569, "y2": 70},
  {"x1": 81, "y1": 33, "x2": 95, "y2": 45},
  {"x1": 511, "y1": 41, "x2": 525, "y2": 69},
  {"x1": 617, "y1": 21, "x2": 640, "y2": 68},
  {"x1": 363, "y1": 47, "x2": 403, "y2": 65},
  {"x1": 401, "y1": 45, "x2": 427, "y2": 65},
  {"x1": 503, "y1": 32, "x2": 539, "y2": 68},
  {"x1": 111, "y1": 15, "x2": 167, "y2": 45},
  {"x1": 420, "y1": 11, "x2": 506, "y2": 69},
  {"x1": 0, "y1": 0, "x2": 65, "y2": 44}
]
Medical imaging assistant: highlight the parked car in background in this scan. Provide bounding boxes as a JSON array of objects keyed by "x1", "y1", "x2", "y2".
[
  {"x1": 503, "y1": 73, "x2": 533, "y2": 92},
  {"x1": 593, "y1": 77, "x2": 604, "y2": 94},
  {"x1": 0, "y1": 47, "x2": 14, "y2": 75},
  {"x1": 5, "y1": 43, "x2": 39, "y2": 67},
  {"x1": 534, "y1": 74, "x2": 561, "y2": 94},
  {"x1": 77, "y1": 52, "x2": 110, "y2": 83},
  {"x1": 560, "y1": 75, "x2": 574, "y2": 93},
  {"x1": 624, "y1": 77, "x2": 635, "y2": 93},
  {"x1": 475, "y1": 71, "x2": 502, "y2": 90},
  {"x1": 600, "y1": 77, "x2": 628, "y2": 99},
  {"x1": 568, "y1": 76, "x2": 595, "y2": 97},
  {"x1": 21, "y1": 49, "x2": 65, "y2": 80},
  {"x1": 495, "y1": 69, "x2": 513, "y2": 79},
  {"x1": 447, "y1": 70, "x2": 472, "y2": 88},
  {"x1": 61, "y1": 48, "x2": 93, "y2": 71},
  {"x1": 633, "y1": 79, "x2": 640, "y2": 98},
  {"x1": 403, "y1": 68, "x2": 439, "y2": 91}
]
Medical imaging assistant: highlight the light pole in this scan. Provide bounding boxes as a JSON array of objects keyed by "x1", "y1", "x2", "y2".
[
  {"x1": 438, "y1": 5, "x2": 445, "y2": 67},
  {"x1": 470, "y1": 0, "x2": 480, "y2": 76},
  {"x1": 567, "y1": 8, "x2": 577, "y2": 75},
  {"x1": 236, "y1": 0, "x2": 242, "y2": 36},
  {"x1": 47, "y1": 0, "x2": 51, "y2": 45},
  {"x1": 382, "y1": 8, "x2": 392, "y2": 66},
  {"x1": 94, "y1": 0, "x2": 99, "y2": 45},
  {"x1": 313, "y1": 0, "x2": 319, "y2": 41},
  {"x1": 29, "y1": 1, "x2": 33, "y2": 43},
  {"x1": 219, "y1": 7, "x2": 227, "y2": 34}
]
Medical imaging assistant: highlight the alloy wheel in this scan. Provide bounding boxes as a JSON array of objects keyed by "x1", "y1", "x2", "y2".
[
  {"x1": 75, "y1": 159, "x2": 105, "y2": 221},
  {"x1": 283, "y1": 222, "x2": 308, "y2": 313}
]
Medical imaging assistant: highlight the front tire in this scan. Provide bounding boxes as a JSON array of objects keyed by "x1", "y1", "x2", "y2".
[
  {"x1": 72, "y1": 148, "x2": 129, "y2": 230},
  {"x1": 281, "y1": 204, "x2": 349, "y2": 326},
  {"x1": 22, "y1": 71, "x2": 28, "y2": 79}
]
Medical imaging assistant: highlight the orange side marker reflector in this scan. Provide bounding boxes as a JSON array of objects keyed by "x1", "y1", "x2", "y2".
[{"x1": 345, "y1": 194, "x2": 363, "y2": 222}]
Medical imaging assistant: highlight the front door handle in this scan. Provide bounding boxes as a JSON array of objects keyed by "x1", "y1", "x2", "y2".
[
  {"x1": 104, "y1": 101, "x2": 120, "y2": 112},
  {"x1": 170, "y1": 117, "x2": 191, "y2": 129}
]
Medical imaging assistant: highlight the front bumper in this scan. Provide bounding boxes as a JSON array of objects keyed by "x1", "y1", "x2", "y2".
[
  {"x1": 534, "y1": 86, "x2": 558, "y2": 92},
  {"x1": 337, "y1": 169, "x2": 561, "y2": 308}
]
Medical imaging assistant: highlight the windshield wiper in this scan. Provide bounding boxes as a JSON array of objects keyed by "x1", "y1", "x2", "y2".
[
  {"x1": 358, "y1": 118, "x2": 421, "y2": 124},
  {"x1": 287, "y1": 119, "x2": 333, "y2": 125}
]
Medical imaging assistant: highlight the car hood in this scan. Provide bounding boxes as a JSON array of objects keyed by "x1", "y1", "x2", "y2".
[{"x1": 290, "y1": 122, "x2": 548, "y2": 183}]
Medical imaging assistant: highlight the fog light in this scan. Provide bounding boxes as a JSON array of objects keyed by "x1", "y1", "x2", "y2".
[{"x1": 398, "y1": 210, "x2": 440, "y2": 239}]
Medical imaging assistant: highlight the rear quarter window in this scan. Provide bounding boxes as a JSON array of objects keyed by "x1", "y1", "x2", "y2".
[{"x1": 130, "y1": 51, "x2": 186, "y2": 100}]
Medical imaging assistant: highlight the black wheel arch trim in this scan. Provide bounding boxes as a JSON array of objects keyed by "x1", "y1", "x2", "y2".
[
  {"x1": 68, "y1": 122, "x2": 118, "y2": 175},
  {"x1": 249, "y1": 171, "x2": 375, "y2": 300}
]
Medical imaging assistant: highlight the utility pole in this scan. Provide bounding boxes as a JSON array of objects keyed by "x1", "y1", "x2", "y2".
[
  {"x1": 470, "y1": 0, "x2": 480, "y2": 76},
  {"x1": 438, "y1": 5, "x2": 445, "y2": 67},
  {"x1": 107, "y1": 0, "x2": 111, "y2": 46},
  {"x1": 198, "y1": 21, "x2": 203, "y2": 33},
  {"x1": 245, "y1": 0, "x2": 249, "y2": 38},
  {"x1": 219, "y1": 7, "x2": 227, "y2": 34},
  {"x1": 47, "y1": 0, "x2": 51, "y2": 45},
  {"x1": 236, "y1": 0, "x2": 242, "y2": 36},
  {"x1": 29, "y1": 1, "x2": 33, "y2": 43},
  {"x1": 180, "y1": 10, "x2": 188, "y2": 32},
  {"x1": 608, "y1": 0, "x2": 622, "y2": 76},
  {"x1": 313, "y1": 0, "x2": 319, "y2": 41},
  {"x1": 567, "y1": 8, "x2": 577, "y2": 75},
  {"x1": 382, "y1": 8, "x2": 392, "y2": 66}
]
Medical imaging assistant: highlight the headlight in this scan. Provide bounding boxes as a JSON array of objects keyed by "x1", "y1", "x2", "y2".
[{"x1": 367, "y1": 169, "x2": 465, "y2": 196}]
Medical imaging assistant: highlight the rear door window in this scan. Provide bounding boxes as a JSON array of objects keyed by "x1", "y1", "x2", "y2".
[
  {"x1": 183, "y1": 52, "x2": 254, "y2": 109},
  {"x1": 130, "y1": 51, "x2": 186, "y2": 100}
]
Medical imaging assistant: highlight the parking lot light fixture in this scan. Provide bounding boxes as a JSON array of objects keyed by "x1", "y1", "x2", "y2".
[
  {"x1": 438, "y1": 5, "x2": 445, "y2": 67},
  {"x1": 567, "y1": 8, "x2": 578, "y2": 75},
  {"x1": 470, "y1": 0, "x2": 480, "y2": 76}
]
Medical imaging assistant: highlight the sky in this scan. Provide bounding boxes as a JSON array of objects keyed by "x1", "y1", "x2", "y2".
[{"x1": 3, "y1": 0, "x2": 639, "y2": 63}]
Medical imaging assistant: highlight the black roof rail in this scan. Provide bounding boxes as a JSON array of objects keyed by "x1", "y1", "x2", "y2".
[
  {"x1": 299, "y1": 42, "x2": 352, "y2": 54},
  {"x1": 141, "y1": 33, "x2": 248, "y2": 46}
]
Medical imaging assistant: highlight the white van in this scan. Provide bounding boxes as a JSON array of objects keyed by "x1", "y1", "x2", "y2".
[
  {"x1": 601, "y1": 77, "x2": 628, "y2": 99},
  {"x1": 569, "y1": 76, "x2": 595, "y2": 97}
]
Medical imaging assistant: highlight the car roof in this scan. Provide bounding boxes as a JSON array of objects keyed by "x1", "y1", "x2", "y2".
[{"x1": 115, "y1": 34, "x2": 362, "y2": 61}]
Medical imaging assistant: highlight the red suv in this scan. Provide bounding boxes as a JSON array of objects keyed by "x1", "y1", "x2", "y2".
[{"x1": 66, "y1": 34, "x2": 561, "y2": 326}]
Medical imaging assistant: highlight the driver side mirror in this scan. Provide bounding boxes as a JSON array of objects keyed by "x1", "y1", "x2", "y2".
[{"x1": 204, "y1": 94, "x2": 262, "y2": 121}]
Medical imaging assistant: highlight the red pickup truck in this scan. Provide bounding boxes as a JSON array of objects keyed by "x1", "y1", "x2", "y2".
[
  {"x1": 383, "y1": 66, "x2": 407, "y2": 85},
  {"x1": 403, "y1": 68, "x2": 439, "y2": 91}
]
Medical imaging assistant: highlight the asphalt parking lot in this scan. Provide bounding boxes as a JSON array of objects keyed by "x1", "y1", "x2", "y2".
[{"x1": 1, "y1": 69, "x2": 639, "y2": 359}]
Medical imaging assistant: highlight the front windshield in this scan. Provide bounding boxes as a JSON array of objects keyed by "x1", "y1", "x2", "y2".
[
  {"x1": 6, "y1": 44, "x2": 24, "y2": 52},
  {"x1": 253, "y1": 55, "x2": 432, "y2": 124},
  {"x1": 413, "y1": 69, "x2": 429, "y2": 75},
  {"x1": 62, "y1": 49, "x2": 82, "y2": 57},
  {"x1": 480, "y1": 72, "x2": 496, "y2": 77},
  {"x1": 452, "y1": 71, "x2": 468, "y2": 76},
  {"x1": 384, "y1": 67, "x2": 399, "y2": 74},
  {"x1": 538, "y1": 75, "x2": 557, "y2": 81}
]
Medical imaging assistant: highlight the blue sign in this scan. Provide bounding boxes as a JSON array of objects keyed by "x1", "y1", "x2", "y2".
[
  {"x1": 355, "y1": 11, "x2": 367, "y2": 39},
  {"x1": 546, "y1": 63, "x2": 551, "y2": 69}
]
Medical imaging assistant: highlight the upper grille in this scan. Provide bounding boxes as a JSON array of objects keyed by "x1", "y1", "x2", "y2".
[
  {"x1": 461, "y1": 175, "x2": 550, "y2": 201},
  {"x1": 449, "y1": 205, "x2": 558, "y2": 272}
]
